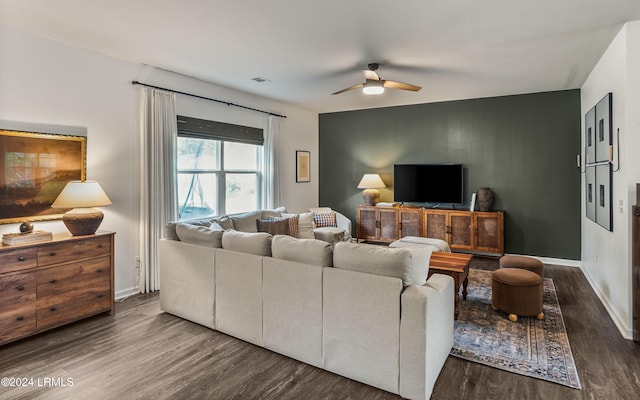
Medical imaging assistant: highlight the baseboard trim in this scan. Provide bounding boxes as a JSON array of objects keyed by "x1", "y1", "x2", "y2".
[
  {"x1": 579, "y1": 268, "x2": 633, "y2": 340},
  {"x1": 504, "y1": 253, "x2": 582, "y2": 268},
  {"x1": 115, "y1": 287, "x2": 138, "y2": 301}
]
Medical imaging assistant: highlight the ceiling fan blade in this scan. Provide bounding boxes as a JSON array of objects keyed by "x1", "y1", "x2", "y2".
[
  {"x1": 382, "y1": 80, "x2": 421, "y2": 91},
  {"x1": 332, "y1": 83, "x2": 365, "y2": 95},
  {"x1": 363, "y1": 70, "x2": 380, "y2": 81}
]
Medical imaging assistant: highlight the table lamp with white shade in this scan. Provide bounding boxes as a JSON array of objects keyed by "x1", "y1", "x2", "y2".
[
  {"x1": 51, "y1": 180, "x2": 112, "y2": 235},
  {"x1": 357, "y1": 174, "x2": 386, "y2": 206}
]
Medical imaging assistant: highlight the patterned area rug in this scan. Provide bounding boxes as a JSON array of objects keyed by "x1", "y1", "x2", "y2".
[{"x1": 450, "y1": 269, "x2": 582, "y2": 389}]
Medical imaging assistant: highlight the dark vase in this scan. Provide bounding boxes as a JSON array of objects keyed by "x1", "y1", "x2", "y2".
[{"x1": 477, "y1": 188, "x2": 494, "y2": 212}]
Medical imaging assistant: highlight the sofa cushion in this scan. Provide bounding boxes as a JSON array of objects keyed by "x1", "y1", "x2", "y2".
[
  {"x1": 271, "y1": 235, "x2": 333, "y2": 267},
  {"x1": 221, "y1": 230, "x2": 272, "y2": 256},
  {"x1": 313, "y1": 211, "x2": 337, "y2": 228},
  {"x1": 229, "y1": 210, "x2": 262, "y2": 232},
  {"x1": 257, "y1": 219, "x2": 290, "y2": 236},
  {"x1": 166, "y1": 216, "x2": 216, "y2": 240},
  {"x1": 261, "y1": 206, "x2": 286, "y2": 220},
  {"x1": 175, "y1": 223, "x2": 224, "y2": 248},
  {"x1": 333, "y1": 242, "x2": 428, "y2": 286}
]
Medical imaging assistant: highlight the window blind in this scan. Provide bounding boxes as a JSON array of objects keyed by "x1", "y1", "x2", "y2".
[{"x1": 177, "y1": 115, "x2": 263, "y2": 145}]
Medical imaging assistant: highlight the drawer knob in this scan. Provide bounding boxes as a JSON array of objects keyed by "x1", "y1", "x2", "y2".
[
  {"x1": 97, "y1": 294, "x2": 104, "y2": 298},
  {"x1": 49, "y1": 279, "x2": 57, "y2": 284},
  {"x1": 49, "y1": 307, "x2": 56, "y2": 312},
  {"x1": 97, "y1": 269, "x2": 103, "y2": 273},
  {"x1": 16, "y1": 316, "x2": 24, "y2": 321},
  {"x1": 17, "y1": 256, "x2": 25, "y2": 262},
  {"x1": 98, "y1": 244, "x2": 104, "y2": 248},
  {"x1": 16, "y1": 285, "x2": 24, "y2": 291},
  {"x1": 49, "y1": 251, "x2": 57, "y2": 256}
]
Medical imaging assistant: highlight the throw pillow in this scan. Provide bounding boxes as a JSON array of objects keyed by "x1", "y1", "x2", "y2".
[
  {"x1": 212, "y1": 216, "x2": 234, "y2": 230},
  {"x1": 285, "y1": 214, "x2": 299, "y2": 238},
  {"x1": 229, "y1": 210, "x2": 262, "y2": 232},
  {"x1": 313, "y1": 212, "x2": 337, "y2": 228},
  {"x1": 268, "y1": 215, "x2": 299, "y2": 238},
  {"x1": 257, "y1": 219, "x2": 290, "y2": 236},
  {"x1": 285, "y1": 212, "x2": 315, "y2": 239}
]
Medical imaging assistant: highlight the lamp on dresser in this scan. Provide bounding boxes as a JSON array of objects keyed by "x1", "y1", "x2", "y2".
[
  {"x1": 357, "y1": 174, "x2": 386, "y2": 206},
  {"x1": 51, "y1": 180, "x2": 112, "y2": 235}
]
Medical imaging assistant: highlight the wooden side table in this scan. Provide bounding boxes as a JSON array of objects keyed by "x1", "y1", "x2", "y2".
[{"x1": 428, "y1": 252, "x2": 473, "y2": 319}]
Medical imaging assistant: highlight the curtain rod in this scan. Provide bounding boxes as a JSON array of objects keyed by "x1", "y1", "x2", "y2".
[{"x1": 131, "y1": 81, "x2": 287, "y2": 119}]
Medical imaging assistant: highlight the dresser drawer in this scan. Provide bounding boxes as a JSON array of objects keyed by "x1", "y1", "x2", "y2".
[
  {"x1": 0, "y1": 248, "x2": 38, "y2": 274},
  {"x1": 0, "y1": 306, "x2": 36, "y2": 343},
  {"x1": 38, "y1": 236, "x2": 111, "y2": 267},
  {"x1": 0, "y1": 271, "x2": 36, "y2": 314},
  {"x1": 36, "y1": 288, "x2": 111, "y2": 330},
  {"x1": 36, "y1": 256, "x2": 111, "y2": 298}
]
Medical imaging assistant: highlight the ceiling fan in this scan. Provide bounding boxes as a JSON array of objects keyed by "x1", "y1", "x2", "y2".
[{"x1": 332, "y1": 63, "x2": 422, "y2": 95}]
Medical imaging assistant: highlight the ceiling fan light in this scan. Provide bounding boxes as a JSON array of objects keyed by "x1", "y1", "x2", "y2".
[{"x1": 363, "y1": 81, "x2": 384, "y2": 95}]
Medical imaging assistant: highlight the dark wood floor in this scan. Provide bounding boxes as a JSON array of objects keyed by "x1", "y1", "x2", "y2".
[{"x1": 1, "y1": 259, "x2": 639, "y2": 400}]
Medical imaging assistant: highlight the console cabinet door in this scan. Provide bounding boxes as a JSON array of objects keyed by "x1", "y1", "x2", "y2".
[
  {"x1": 378, "y1": 209, "x2": 399, "y2": 242},
  {"x1": 423, "y1": 210, "x2": 448, "y2": 241},
  {"x1": 356, "y1": 206, "x2": 399, "y2": 242},
  {"x1": 398, "y1": 209, "x2": 422, "y2": 238},
  {"x1": 357, "y1": 207, "x2": 378, "y2": 241},
  {"x1": 448, "y1": 212, "x2": 473, "y2": 251},
  {"x1": 474, "y1": 212, "x2": 504, "y2": 254}
]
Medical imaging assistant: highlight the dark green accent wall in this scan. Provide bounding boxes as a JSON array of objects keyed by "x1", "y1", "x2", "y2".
[{"x1": 319, "y1": 90, "x2": 581, "y2": 260}]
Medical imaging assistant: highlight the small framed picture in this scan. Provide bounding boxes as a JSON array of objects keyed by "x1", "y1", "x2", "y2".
[{"x1": 296, "y1": 150, "x2": 310, "y2": 182}]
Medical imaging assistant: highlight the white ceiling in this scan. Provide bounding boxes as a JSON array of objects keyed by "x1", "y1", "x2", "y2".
[{"x1": 2, "y1": 0, "x2": 640, "y2": 114}]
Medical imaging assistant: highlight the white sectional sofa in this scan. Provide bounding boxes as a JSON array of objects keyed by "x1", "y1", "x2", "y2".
[{"x1": 159, "y1": 212, "x2": 454, "y2": 400}]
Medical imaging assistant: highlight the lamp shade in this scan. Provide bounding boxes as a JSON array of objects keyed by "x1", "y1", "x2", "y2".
[
  {"x1": 357, "y1": 174, "x2": 386, "y2": 189},
  {"x1": 51, "y1": 180, "x2": 112, "y2": 208}
]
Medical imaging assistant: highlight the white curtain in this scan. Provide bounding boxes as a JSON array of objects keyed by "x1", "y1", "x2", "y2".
[
  {"x1": 262, "y1": 115, "x2": 282, "y2": 209},
  {"x1": 139, "y1": 87, "x2": 177, "y2": 293}
]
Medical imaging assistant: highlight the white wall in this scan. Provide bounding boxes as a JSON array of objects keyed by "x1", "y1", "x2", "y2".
[
  {"x1": 581, "y1": 21, "x2": 640, "y2": 339},
  {"x1": 0, "y1": 26, "x2": 319, "y2": 298}
]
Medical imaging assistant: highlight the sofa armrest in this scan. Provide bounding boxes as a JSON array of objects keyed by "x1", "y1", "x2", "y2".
[
  {"x1": 399, "y1": 274, "x2": 454, "y2": 400},
  {"x1": 159, "y1": 239, "x2": 216, "y2": 329},
  {"x1": 335, "y1": 211, "x2": 352, "y2": 240}
]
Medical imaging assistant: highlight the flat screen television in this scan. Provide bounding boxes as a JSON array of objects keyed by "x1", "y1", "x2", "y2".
[{"x1": 394, "y1": 164, "x2": 464, "y2": 204}]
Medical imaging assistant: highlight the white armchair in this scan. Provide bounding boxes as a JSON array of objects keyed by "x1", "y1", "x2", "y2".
[{"x1": 309, "y1": 207, "x2": 352, "y2": 244}]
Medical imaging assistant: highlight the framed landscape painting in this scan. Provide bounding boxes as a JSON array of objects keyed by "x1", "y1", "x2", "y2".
[{"x1": 0, "y1": 130, "x2": 86, "y2": 224}]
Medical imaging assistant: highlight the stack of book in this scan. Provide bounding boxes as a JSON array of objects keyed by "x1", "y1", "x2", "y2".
[{"x1": 2, "y1": 230, "x2": 53, "y2": 246}]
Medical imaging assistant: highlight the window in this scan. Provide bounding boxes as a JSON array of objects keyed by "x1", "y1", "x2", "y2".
[{"x1": 176, "y1": 116, "x2": 264, "y2": 220}]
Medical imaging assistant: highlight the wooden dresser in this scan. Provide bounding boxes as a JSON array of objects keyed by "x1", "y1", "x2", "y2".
[{"x1": 0, "y1": 231, "x2": 114, "y2": 345}]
